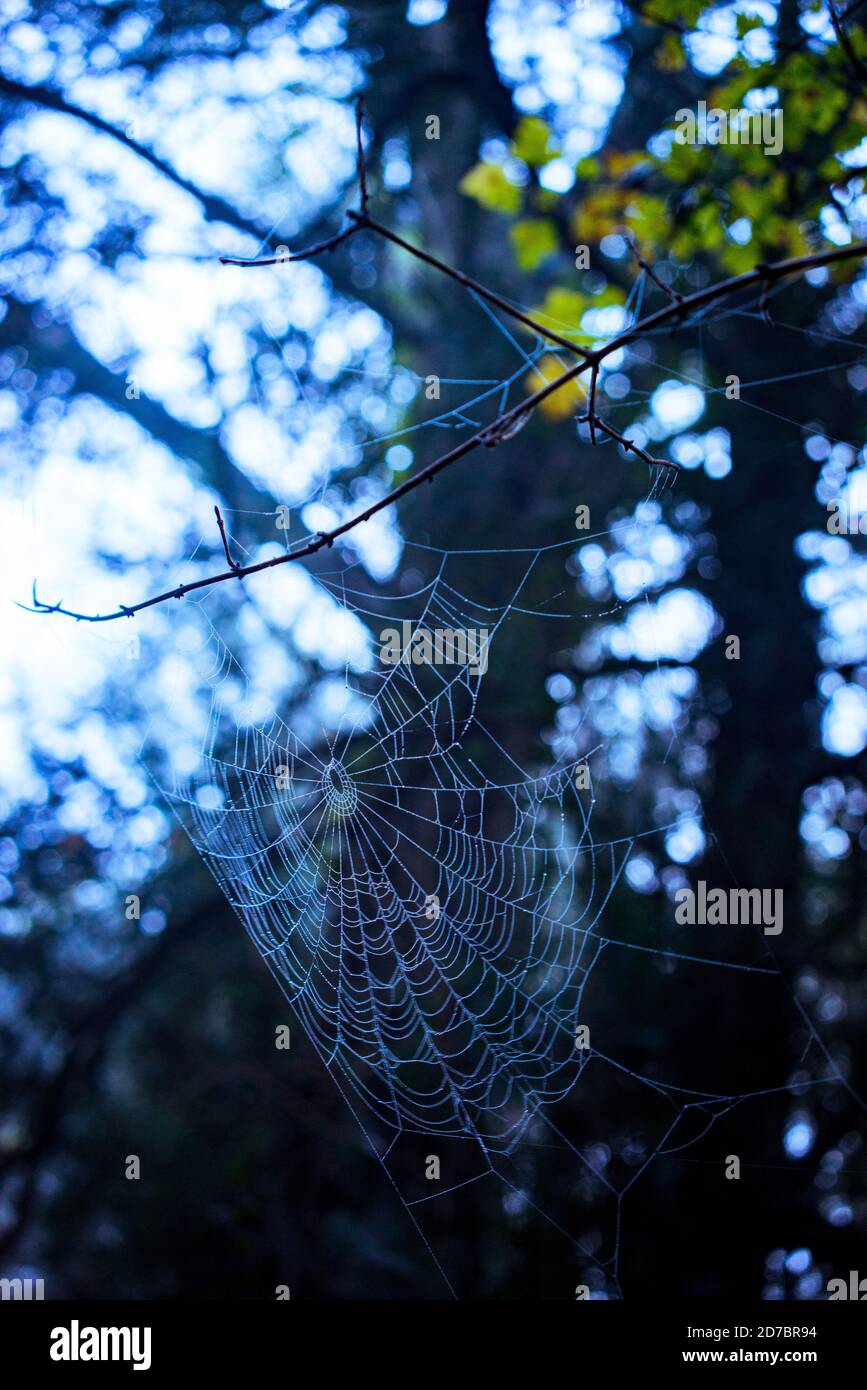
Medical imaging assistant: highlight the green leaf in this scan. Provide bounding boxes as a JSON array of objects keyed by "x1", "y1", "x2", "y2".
[
  {"x1": 576, "y1": 156, "x2": 600, "y2": 179},
  {"x1": 511, "y1": 116, "x2": 559, "y2": 167},
  {"x1": 692, "y1": 201, "x2": 725, "y2": 249},
  {"x1": 730, "y1": 178, "x2": 770, "y2": 220},
  {"x1": 458, "y1": 161, "x2": 523, "y2": 215},
  {"x1": 646, "y1": 0, "x2": 705, "y2": 25},
  {"x1": 720, "y1": 240, "x2": 760, "y2": 275},
  {"x1": 736, "y1": 13, "x2": 764, "y2": 37},
  {"x1": 591, "y1": 283, "x2": 628, "y2": 309},
  {"x1": 625, "y1": 193, "x2": 672, "y2": 250},
  {"x1": 534, "y1": 287, "x2": 591, "y2": 330},
  {"x1": 509, "y1": 218, "x2": 558, "y2": 270},
  {"x1": 661, "y1": 139, "x2": 709, "y2": 183},
  {"x1": 654, "y1": 33, "x2": 686, "y2": 70}
]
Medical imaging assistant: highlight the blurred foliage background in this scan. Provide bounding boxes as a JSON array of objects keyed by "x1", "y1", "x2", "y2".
[{"x1": 0, "y1": 0, "x2": 866, "y2": 1299}]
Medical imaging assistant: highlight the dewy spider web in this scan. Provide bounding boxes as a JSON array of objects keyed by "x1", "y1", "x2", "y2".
[
  {"x1": 143, "y1": 538, "x2": 656, "y2": 1297},
  {"x1": 129, "y1": 484, "x2": 796, "y2": 1298},
  {"x1": 164, "y1": 560, "x2": 616, "y2": 1151},
  {"x1": 93, "y1": 258, "x2": 867, "y2": 1297}
]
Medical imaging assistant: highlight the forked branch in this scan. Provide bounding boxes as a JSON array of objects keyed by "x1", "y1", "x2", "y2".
[{"x1": 23, "y1": 98, "x2": 867, "y2": 623}]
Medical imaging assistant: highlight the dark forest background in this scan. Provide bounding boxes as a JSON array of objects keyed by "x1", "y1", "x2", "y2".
[{"x1": 0, "y1": 0, "x2": 865, "y2": 1299}]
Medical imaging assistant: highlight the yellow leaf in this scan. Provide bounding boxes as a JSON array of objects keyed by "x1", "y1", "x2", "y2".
[
  {"x1": 606, "y1": 150, "x2": 648, "y2": 177},
  {"x1": 509, "y1": 218, "x2": 558, "y2": 270},
  {"x1": 458, "y1": 162, "x2": 522, "y2": 215},
  {"x1": 572, "y1": 189, "x2": 628, "y2": 242},
  {"x1": 525, "y1": 355, "x2": 588, "y2": 420},
  {"x1": 532, "y1": 287, "x2": 590, "y2": 335}
]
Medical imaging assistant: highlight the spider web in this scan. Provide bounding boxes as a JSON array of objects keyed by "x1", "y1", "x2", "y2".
[
  {"x1": 109, "y1": 261, "x2": 867, "y2": 1299},
  {"x1": 162, "y1": 561, "x2": 615, "y2": 1146}
]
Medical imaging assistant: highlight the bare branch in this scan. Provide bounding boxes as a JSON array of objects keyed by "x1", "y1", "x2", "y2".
[
  {"x1": 22, "y1": 95, "x2": 867, "y2": 623},
  {"x1": 0, "y1": 73, "x2": 271, "y2": 250},
  {"x1": 356, "y1": 95, "x2": 369, "y2": 215},
  {"x1": 829, "y1": 0, "x2": 867, "y2": 80},
  {"x1": 219, "y1": 224, "x2": 364, "y2": 268},
  {"x1": 628, "y1": 237, "x2": 684, "y2": 309},
  {"x1": 220, "y1": 97, "x2": 373, "y2": 268},
  {"x1": 214, "y1": 505, "x2": 241, "y2": 572},
  {"x1": 582, "y1": 413, "x2": 678, "y2": 473},
  {"x1": 480, "y1": 407, "x2": 534, "y2": 447},
  {"x1": 588, "y1": 363, "x2": 599, "y2": 445},
  {"x1": 346, "y1": 211, "x2": 591, "y2": 358},
  {"x1": 221, "y1": 98, "x2": 593, "y2": 351}
]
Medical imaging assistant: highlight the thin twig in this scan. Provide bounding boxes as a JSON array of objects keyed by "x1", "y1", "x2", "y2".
[
  {"x1": 755, "y1": 261, "x2": 783, "y2": 326},
  {"x1": 214, "y1": 505, "x2": 240, "y2": 571},
  {"x1": 220, "y1": 224, "x2": 363, "y2": 268},
  {"x1": 588, "y1": 363, "x2": 599, "y2": 445},
  {"x1": 628, "y1": 237, "x2": 684, "y2": 308},
  {"x1": 21, "y1": 421, "x2": 517, "y2": 622},
  {"x1": 356, "y1": 95, "x2": 369, "y2": 214},
  {"x1": 347, "y1": 210, "x2": 590, "y2": 358},
  {"x1": 222, "y1": 94, "x2": 592, "y2": 353},
  {"x1": 584, "y1": 414, "x2": 678, "y2": 473},
  {"x1": 758, "y1": 280, "x2": 774, "y2": 326},
  {"x1": 220, "y1": 96, "x2": 371, "y2": 268},
  {"x1": 24, "y1": 91, "x2": 867, "y2": 626},
  {"x1": 23, "y1": 233, "x2": 867, "y2": 624},
  {"x1": 829, "y1": 0, "x2": 867, "y2": 80}
]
